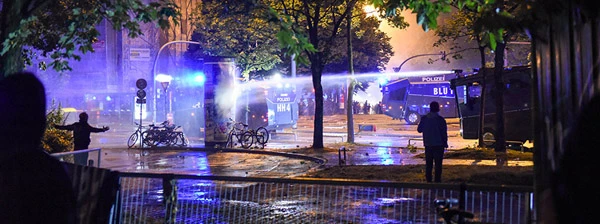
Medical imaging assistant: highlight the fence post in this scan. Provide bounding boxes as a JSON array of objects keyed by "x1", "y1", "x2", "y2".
[
  {"x1": 339, "y1": 146, "x2": 347, "y2": 166},
  {"x1": 111, "y1": 178, "x2": 123, "y2": 224},
  {"x1": 163, "y1": 175, "x2": 178, "y2": 224},
  {"x1": 459, "y1": 183, "x2": 467, "y2": 222}
]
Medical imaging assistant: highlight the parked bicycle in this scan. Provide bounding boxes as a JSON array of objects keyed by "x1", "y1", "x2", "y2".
[
  {"x1": 226, "y1": 119, "x2": 270, "y2": 149},
  {"x1": 248, "y1": 126, "x2": 269, "y2": 148},
  {"x1": 143, "y1": 121, "x2": 189, "y2": 147},
  {"x1": 127, "y1": 122, "x2": 147, "y2": 148},
  {"x1": 434, "y1": 198, "x2": 474, "y2": 224},
  {"x1": 127, "y1": 121, "x2": 189, "y2": 148},
  {"x1": 227, "y1": 120, "x2": 253, "y2": 149}
]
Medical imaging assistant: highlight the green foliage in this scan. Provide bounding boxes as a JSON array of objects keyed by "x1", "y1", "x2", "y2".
[
  {"x1": 268, "y1": 7, "x2": 315, "y2": 66},
  {"x1": 0, "y1": 0, "x2": 181, "y2": 75},
  {"x1": 324, "y1": 8, "x2": 394, "y2": 73},
  {"x1": 370, "y1": 0, "x2": 531, "y2": 50},
  {"x1": 187, "y1": 1, "x2": 284, "y2": 80},
  {"x1": 42, "y1": 102, "x2": 73, "y2": 153}
]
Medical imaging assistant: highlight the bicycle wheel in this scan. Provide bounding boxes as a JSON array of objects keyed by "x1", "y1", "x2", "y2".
[
  {"x1": 127, "y1": 131, "x2": 139, "y2": 148},
  {"x1": 165, "y1": 131, "x2": 177, "y2": 147},
  {"x1": 179, "y1": 133, "x2": 190, "y2": 146},
  {"x1": 255, "y1": 127, "x2": 269, "y2": 144},
  {"x1": 142, "y1": 131, "x2": 156, "y2": 147},
  {"x1": 171, "y1": 132, "x2": 181, "y2": 146},
  {"x1": 226, "y1": 130, "x2": 236, "y2": 148},
  {"x1": 241, "y1": 131, "x2": 254, "y2": 149}
]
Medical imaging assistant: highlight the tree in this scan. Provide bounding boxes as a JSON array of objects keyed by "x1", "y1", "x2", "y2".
[
  {"x1": 434, "y1": 10, "x2": 490, "y2": 148},
  {"x1": 277, "y1": 6, "x2": 394, "y2": 75},
  {"x1": 186, "y1": 0, "x2": 282, "y2": 80},
  {"x1": 268, "y1": 0, "x2": 404, "y2": 148},
  {"x1": 265, "y1": 0, "x2": 356, "y2": 148},
  {"x1": 327, "y1": 10, "x2": 394, "y2": 74},
  {"x1": 0, "y1": 0, "x2": 180, "y2": 79},
  {"x1": 434, "y1": 10, "x2": 487, "y2": 67},
  {"x1": 369, "y1": 0, "x2": 530, "y2": 166}
]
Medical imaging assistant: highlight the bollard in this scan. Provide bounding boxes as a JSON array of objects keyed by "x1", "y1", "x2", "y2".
[{"x1": 338, "y1": 146, "x2": 347, "y2": 166}]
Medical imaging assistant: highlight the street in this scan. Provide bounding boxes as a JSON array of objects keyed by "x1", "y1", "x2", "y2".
[
  {"x1": 84, "y1": 113, "x2": 507, "y2": 176},
  {"x1": 89, "y1": 114, "x2": 476, "y2": 150}
]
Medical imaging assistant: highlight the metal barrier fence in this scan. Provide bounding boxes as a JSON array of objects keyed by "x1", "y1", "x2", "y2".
[
  {"x1": 51, "y1": 148, "x2": 102, "y2": 167},
  {"x1": 112, "y1": 173, "x2": 534, "y2": 224}
]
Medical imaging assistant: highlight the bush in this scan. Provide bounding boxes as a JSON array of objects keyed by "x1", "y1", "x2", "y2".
[{"x1": 42, "y1": 103, "x2": 73, "y2": 153}]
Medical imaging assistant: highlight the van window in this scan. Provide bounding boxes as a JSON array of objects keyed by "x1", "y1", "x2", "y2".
[{"x1": 389, "y1": 87, "x2": 407, "y2": 101}]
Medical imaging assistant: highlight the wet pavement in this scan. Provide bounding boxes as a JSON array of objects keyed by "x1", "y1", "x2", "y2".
[
  {"x1": 88, "y1": 114, "x2": 533, "y2": 177},
  {"x1": 95, "y1": 142, "x2": 533, "y2": 178}
]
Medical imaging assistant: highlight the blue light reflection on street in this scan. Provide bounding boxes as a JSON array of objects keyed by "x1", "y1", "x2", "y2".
[
  {"x1": 184, "y1": 152, "x2": 209, "y2": 171},
  {"x1": 375, "y1": 147, "x2": 394, "y2": 165}
]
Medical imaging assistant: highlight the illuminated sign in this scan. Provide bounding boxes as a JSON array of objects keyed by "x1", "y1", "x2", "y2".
[
  {"x1": 409, "y1": 83, "x2": 455, "y2": 97},
  {"x1": 433, "y1": 87, "x2": 453, "y2": 96},
  {"x1": 274, "y1": 93, "x2": 295, "y2": 103},
  {"x1": 276, "y1": 103, "x2": 292, "y2": 112},
  {"x1": 133, "y1": 97, "x2": 147, "y2": 119},
  {"x1": 422, "y1": 76, "x2": 445, "y2": 82}
]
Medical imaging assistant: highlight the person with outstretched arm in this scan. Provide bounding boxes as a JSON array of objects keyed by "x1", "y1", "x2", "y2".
[
  {"x1": 417, "y1": 101, "x2": 448, "y2": 183},
  {"x1": 55, "y1": 112, "x2": 109, "y2": 166}
]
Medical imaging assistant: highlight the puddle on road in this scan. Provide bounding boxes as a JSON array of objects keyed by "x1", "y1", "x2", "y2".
[{"x1": 116, "y1": 151, "x2": 322, "y2": 177}]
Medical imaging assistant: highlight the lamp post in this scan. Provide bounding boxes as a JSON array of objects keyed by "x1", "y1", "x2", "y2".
[
  {"x1": 393, "y1": 51, "x2": 447, "y2": 72},
  {"x1": 152, "y1": 40, "x2": 202, "y2": 123},
  {"x1": 156, "y1": 74, "x2": 172, "y2": 122}
]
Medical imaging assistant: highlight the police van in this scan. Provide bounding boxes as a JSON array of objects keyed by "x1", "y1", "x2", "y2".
[{"x1": 381, "y1": 72, "x2": 458, "y2": 124}]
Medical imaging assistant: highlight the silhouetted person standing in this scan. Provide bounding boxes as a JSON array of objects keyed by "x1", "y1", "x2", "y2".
[
  {"x1": 307, "y1": 98, "x2": 315, "y2": 120},
  {"x1": 55, "y1": 112, "x2": 109, "y2": 166},
  {"x1": 0, "y1": 72, "x2": 76, "y2": 223},
  {"x1": 417, "y1": 101, "x2": 448, "y2": 182}
]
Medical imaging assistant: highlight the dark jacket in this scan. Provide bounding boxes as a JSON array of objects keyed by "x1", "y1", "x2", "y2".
[
  {"x1": 55, "y1": 122, "x2": 106, "y2": 150},
  {"x1": 0, "y1": 150, "x2": 77, "y2": 224},
  {"x1": 417, "y1": 112, "x2": 448, "y2": 148}
]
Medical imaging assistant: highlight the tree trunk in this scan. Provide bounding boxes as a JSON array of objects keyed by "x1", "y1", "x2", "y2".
[
  {"x1": 311, "y1": 54, "x2": 325, "y2": 148},
  {"x1": 0, "y1": 0, "x2": 26, "y2": 79},
  {"x1": 345, "y1": 0, "x2": 355, "y2": 144},
  {"x1": 493, "y1": 42, "x2": 507, "y2": 166},
  {"x1": 477, "y1": 46, "x2": 487, "y2": 147}
]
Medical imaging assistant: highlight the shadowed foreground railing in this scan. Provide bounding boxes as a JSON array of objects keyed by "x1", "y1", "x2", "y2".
[
  {"x1": 111, "y1": 173, "x2": 535, "y2": 224},
  {"x1": 51, "y1": 148, "x2": 102, "y2": 167}
]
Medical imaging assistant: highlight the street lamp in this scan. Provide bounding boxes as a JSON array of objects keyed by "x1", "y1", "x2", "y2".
[
  {"x1": 156, "y1": 73, "x2": 172, "y2": 122},
  {"x1": 152, "y1": 40, "x2": 202, "y2": 123},
  {"x1": 393, "y1": 51, "x2": 447, "y2": 72}
]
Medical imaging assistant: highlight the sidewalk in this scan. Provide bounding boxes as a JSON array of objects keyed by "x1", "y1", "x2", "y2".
[
  {"x1": 96, "y1": 143, "x2": 532, "y2": 177},
  {"x1": 266, "y1": 144, "x2": 534, "y2": 168}
]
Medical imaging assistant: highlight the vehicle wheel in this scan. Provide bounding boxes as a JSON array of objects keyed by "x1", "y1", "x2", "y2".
[
  {"x1": 482, "y1": 128, "x2": 496, "y2": 147},
  {"x1": 127, "y1": 132, "x2": 139, "y2": 148},
  {"x1": 241, "y1": 131, "x2": 254, "y2": 149},
  {"x1": 404, "y1": 111, "x2": 421, "y2": 125},
  {"x1": 255, "y1": 127, "x2": 269, "y2": 144}
]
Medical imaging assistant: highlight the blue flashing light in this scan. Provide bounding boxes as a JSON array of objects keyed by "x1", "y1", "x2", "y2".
[
  {"x1": 377, "y1": 77, "x2": 388, "y2": 86},
  {"x1": 191, "y1": 72, "x2": 206, "y2": 86}
]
